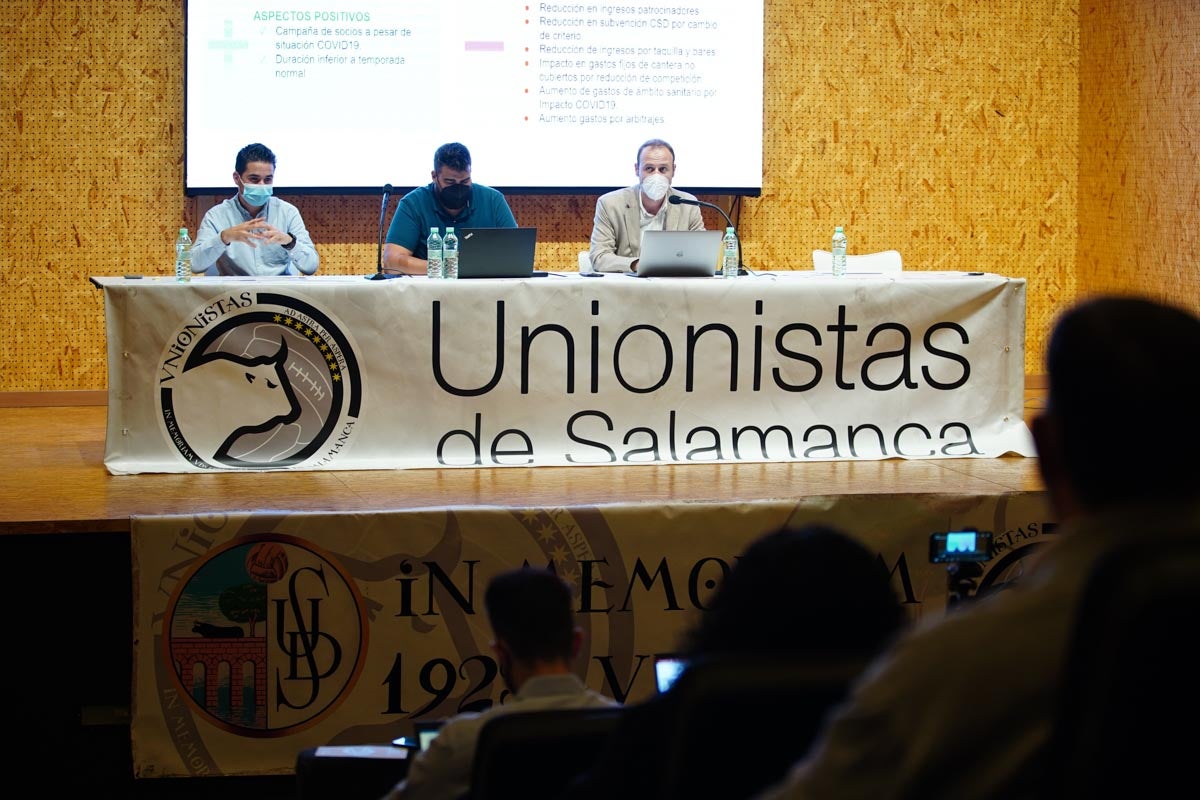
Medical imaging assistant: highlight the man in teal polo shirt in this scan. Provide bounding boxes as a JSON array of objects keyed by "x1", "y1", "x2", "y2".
[{"x1": 383, "y1": 142, "x2": 518, "y2": 275}]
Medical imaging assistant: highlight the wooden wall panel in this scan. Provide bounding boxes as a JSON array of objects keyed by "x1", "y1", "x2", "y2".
[
  {"x1": 1, "y1": 0, "x2": 1152, "y2": 393},
  {"x1": 1, "y1": 2, "x2": 185, "y2": 391},
  {"x1": 1079, "y1": 0, "x2": 1200, "y2": 314},
  {"x1": 753, "y1": 0, "x2": 1078, "y2": 375}
]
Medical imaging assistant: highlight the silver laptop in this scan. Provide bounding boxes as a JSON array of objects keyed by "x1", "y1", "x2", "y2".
[
  {"x1": 456, "y1": 227, "x2": 538, "y2": 278},
  {"x1": 637, "y1": 230, "x2": 723, "y2": 277}
]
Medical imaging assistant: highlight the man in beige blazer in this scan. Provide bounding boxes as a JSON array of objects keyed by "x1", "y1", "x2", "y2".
[{"x1": 587, "y1": 138, "x2": 706, "y2": 273}]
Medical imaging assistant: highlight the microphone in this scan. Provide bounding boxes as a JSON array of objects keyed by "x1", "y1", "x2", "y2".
[
  {"x1": 668, "y1": 195, "x2": 748, "y2": 275},
  {"x1": 368, "y1": 183, "x2": 401, "y2": 280}
]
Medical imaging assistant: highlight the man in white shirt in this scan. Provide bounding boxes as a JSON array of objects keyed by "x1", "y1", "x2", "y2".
[
  {"x1": 587, "y1": 138, "x2": 705, "y2": 273},
  {"x1": 190, "y1": 142, "x2": 319, "y2": 276},
  {"x1": 383, "y1": 568, "x2": 616, "y2": 800}
]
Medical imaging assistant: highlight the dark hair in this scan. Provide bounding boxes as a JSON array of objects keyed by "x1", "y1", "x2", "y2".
[
  {"x1": 680, "y1": 524, "x2": 904, "y2": 659},
  {"x1": 485, "y1": 568, "x2": 575, "y2": 663},
  {"x1": 235, "y1": 143, "x2": 276, "y2": 174},
  {"x1": 434, "y1": 142, "x2": 472, "y2": 173},
  {"x1": 1045, "y1": 295, "x2": 1200, "y2": 509},
  {"x1": 636, "y1": 138, "x2": 675, "y2": 166}
]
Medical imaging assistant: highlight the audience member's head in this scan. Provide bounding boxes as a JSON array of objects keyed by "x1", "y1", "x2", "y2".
[
  {"x1": 678, "y1": 524, "x2": 905, "y2": 660},
  {"x1": 485, "y1": 567, "x2": 581, "y2": 691},
  {"x1": 1034, "y1": 296, "x2": 1200, "y2": 519}
]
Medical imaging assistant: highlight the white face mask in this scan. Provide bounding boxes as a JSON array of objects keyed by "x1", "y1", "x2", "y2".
[{"x1": 641, "y1": 173, "x2": 670, "y2": 202}]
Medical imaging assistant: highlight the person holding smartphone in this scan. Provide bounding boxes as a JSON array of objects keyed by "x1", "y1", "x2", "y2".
[{"x1": 757, "y1": 297, "x2": 1200, "y2": 800}]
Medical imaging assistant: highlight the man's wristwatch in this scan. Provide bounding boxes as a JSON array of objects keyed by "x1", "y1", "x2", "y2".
[{"x1": 283, "y1": 234, "x2": 296, "y2": 250}]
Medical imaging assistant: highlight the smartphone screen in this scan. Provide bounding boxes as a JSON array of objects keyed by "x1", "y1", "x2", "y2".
[
  {"x1": 654, "y1": 655, "x2": 689, "y2": 692},
  {"x1": 929, "y1": 530, "x2": 993, "y2": 563}
]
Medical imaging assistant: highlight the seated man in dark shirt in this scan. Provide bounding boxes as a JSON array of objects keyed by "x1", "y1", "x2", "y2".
[{"x1": 383, "y1": 142, "x2": 517, "y2": 275}]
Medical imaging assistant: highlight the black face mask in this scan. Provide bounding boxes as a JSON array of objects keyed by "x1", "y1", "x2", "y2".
[{"x1": 438, "y1": 183, "x2": 473, "y2": 211}]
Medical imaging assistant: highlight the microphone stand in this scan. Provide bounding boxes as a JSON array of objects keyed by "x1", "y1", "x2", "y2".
[
  {"x1": 668, "y1": 194, "x2": 749, "y2": 275},
  {"x1": 368, "y1": 183, "x2": 396, "y2": 280}
]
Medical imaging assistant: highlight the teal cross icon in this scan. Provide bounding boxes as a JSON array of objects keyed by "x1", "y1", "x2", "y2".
[{"x1": 209, "y1": 19, "x2": 248, "y2": 65}]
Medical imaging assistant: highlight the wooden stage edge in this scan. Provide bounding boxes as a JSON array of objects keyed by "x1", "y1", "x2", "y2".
[{"x1": 0, "y1": 384, "x2": 1048, "y2": 535}]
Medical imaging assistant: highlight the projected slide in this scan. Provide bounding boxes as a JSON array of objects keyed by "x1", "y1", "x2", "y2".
[{"x1": 185, "y1": 1, "x2": 764, "y2": 193}]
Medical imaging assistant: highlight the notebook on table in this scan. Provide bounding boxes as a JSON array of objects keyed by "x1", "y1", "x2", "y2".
[
  {"x1": 636, "y1": 230, "x2": 723, "y2": 277},
  {"x1": 456, "y1": 227, "x2": 539, "y2": 278}
]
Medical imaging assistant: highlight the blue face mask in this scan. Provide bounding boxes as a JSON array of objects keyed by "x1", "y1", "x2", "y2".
[{"x1": 242, "y1": 183, "x2": 272, "y2": 205}]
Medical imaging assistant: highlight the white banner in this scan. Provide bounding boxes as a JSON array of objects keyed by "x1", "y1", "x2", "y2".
[{"x1": 96, "y1": 272, "x2": 1032, "y2": 474}]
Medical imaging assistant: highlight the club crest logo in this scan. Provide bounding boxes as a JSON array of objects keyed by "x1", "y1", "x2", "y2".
[
  {"x1": 162, "y1": 533, "x2": 369, "y2": 737},
  {"x1": 157, "y1": 291, "x2": 362, "y2": 469}
]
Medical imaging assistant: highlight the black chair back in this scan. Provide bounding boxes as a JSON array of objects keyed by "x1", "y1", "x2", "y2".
[
  {"x1": 657, "y1": 656, "x2": 866, "y2": 800},
  {"x1": 1046, "y1": 535, "x2": 1200, "y2": 799},
  {"x1": 467, "y1": 705, "x2": 622, "y2": 800}
]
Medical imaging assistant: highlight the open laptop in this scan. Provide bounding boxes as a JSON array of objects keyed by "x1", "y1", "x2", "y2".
[
  {"x1": 456, "y1": 227, "x2": 539, "y2": 278},
  {"x1": 636, "y1": 230, "x2": 724, "y2": 277}
]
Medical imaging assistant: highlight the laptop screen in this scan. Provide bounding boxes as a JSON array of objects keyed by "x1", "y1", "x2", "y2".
[
  {"x1": 456, "y1": 227, "x2": 538, "y2": 278},
  {"x1": 415, "y1": 719, "x2": 445, "y2": 750},
  {"x1": 654, "y1": 655, "x2": 690, "y2": 693},
  {"x1": 637, "y1": 230, "x2": 723, "y2": 278}
]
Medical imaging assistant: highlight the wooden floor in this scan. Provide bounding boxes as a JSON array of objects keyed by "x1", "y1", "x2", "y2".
[{"x1": 0, "y1": 392, "x2": 1046, "y2": 534}]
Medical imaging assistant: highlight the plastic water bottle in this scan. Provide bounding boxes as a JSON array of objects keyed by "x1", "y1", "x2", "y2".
[
  {"x1": 174, "y1": 227, "x2": 192, "y2": 282},
  {"x1": 443, "y1": 227, "x2": 459, "y2": 280},
  {"x1": 722, "y1": 227, "x2": 738, "y2": 279},
  {"x1": 426, "y1": 227, "x2": 443, "y2": 279},
  {"x1": 831, "y1": 226, "x2": 847, "y2": 277}
]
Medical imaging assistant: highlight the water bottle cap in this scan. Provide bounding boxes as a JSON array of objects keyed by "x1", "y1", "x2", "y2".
[
  {"x1": 835, "y1": 226, "x2": 844, "y2": 232},
  {"x1": 726, "y1": 226, "x2": 735, "y2": 233},
  {"x1": 179, "y1": 227, "x2": 187, "y2": 235},
  {"x1": 446, "y1": 227, "x2": 454, "y2": 232}
]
